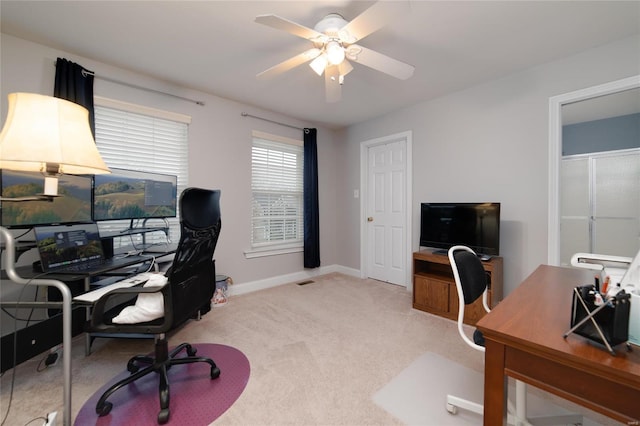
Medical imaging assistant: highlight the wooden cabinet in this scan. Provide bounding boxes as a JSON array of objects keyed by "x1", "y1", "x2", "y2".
[{"x1": 413, "y1": 249, "x2": 503, "y2": 325}]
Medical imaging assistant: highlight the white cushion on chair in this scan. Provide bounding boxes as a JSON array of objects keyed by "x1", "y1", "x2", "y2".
[{"x1": 112, "y1": 274, "x2": 168, "y2": 324}]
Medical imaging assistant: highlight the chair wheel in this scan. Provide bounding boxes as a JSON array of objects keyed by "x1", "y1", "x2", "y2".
[
  {"x1": 96, "y1": 401, "x2": 113, "y2": 417},
  {"x1": 211, "y1": 366, "x2": 221, "y2": 379},
  {"x1": 158, "y1": 408, "x2": 170, "y2": 424},
  {"x1": 446, "y1": 403, "x2": 457, "y2": 414},
  {"x1": 187, "y1": 345, "x2": 197, "y2": 356},
  {"x1": 127, "y1": 363, "x2": 140, "y2": 373}
]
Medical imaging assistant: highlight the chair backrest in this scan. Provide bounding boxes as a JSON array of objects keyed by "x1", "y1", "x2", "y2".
[
  {"x1": 166, "y1": 187, "x2": 221, "y2": 327},
  {"x1": 448, "y1": 245, "x2": 489, "y2": 352},
  {"x1": 449, "y1": 246, "x2": 488, "y2": 306}
]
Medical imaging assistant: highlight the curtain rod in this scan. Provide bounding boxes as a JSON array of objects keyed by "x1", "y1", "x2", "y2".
[
  {"x1": 241, "y1": 112, "x2": 304, "y2": 131},
  {"x1": 76, "y1": 67, "x2": 205, "y2": 106}
]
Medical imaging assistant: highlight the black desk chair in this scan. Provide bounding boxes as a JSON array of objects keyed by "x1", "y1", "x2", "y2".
[
  {"x1": 87, "y1": 187, "x2": 222, "y2": 424},
  {"x1": 446, "y1": 245, "x2": 582, "y2": 425}
]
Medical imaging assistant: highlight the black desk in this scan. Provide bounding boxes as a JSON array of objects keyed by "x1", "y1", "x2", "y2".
[
  {"x1": 1, "y1": 227, "x2": 174, "y2": 425},
  {"x1": 1, "y1": 246, "x2": 176, "y2": 362}
]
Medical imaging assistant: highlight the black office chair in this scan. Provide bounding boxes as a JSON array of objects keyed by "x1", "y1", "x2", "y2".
[
  {"x1": 87, "y1": 187, "x2": 222, "y2": 424},
  {"x1": 446, "y1": 245, "x2": 583, "y2": 425}
]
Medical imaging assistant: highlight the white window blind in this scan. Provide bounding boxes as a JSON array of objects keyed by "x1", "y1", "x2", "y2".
[
  {"x1": 251, "y1": 132, "x2": 303, "y2": 251},
  {"x1": 94, "y1": 101, "x2": 189, "y2": 247}
]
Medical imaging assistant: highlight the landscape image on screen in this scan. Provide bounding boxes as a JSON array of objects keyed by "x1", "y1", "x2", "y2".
[
  {"x1": 0, "y1": 170, "x2": 92, "y2": 228},
  {"x1": 36, "y1": 225, "x2": 103, "y2": 270},
  {"x1": 93, "y1": 169, "x2": 177, "y2": 221}
]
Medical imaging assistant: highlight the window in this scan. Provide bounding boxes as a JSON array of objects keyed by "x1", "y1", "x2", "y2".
[
  {"x1": 93, "y1": 97, "x2": 189, "y2": 247},
  {"x1": 249, "y1": 131, "x2": 303, "y2": 256}
]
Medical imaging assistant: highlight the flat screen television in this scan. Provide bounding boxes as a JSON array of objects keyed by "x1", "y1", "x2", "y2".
[
  {"x1": 93, "y1": 168, "x2": 177, "y2": 222},
  {"x1": 0, "y1": 170, "x2": 93, "y2": 229},
  {"x1": 420, "y1": 202, "x2": 501, "y2": 256}
]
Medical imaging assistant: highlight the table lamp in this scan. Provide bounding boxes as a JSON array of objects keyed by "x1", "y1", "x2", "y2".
[
  {"x1": 0, "y1": 92, "x2": 110, "y2": 200},
  {"x1": 0, "y1": 92, "x2": 110, "y2": 426}
]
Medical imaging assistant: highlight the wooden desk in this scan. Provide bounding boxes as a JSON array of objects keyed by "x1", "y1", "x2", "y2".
[{"x1": 476, "y1": 264, "x2": 640, "y2": 424}]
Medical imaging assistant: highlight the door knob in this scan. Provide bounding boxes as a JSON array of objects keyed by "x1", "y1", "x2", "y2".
[{"x1": 367, "y1": 217, "x2": 373, "y2": 222}]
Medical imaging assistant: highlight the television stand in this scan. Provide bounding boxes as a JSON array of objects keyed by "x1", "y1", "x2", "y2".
[{"x1": 412, "y1": 249, "x2": 503, "y2": 325}]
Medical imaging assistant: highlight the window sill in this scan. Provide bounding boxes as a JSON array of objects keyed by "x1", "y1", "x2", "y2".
[{"x1": 244, "y1": 244, "x2": 303, "y2": 259}]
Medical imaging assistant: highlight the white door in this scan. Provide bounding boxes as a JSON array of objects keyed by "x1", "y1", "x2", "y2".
[{"x1": 366, "y1": 140, "x2": 407, "y2": 285}]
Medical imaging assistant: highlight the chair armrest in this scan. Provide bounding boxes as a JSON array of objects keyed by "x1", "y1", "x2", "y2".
[{"x1": 88, "y1": 283, "x2": 174, "y2": 334}]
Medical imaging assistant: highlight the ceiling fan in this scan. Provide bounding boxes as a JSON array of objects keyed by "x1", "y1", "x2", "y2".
[{"x1": 255, "y1": 1, "x2": 415, "y2": 103}]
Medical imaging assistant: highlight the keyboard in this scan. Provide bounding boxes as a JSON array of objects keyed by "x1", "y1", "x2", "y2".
[
  {"x1": 73, "y1": 272, "x2": 154, "y2": 303},
  {"x1": 52, "y1": 255, "x2": 152, "y2": 275}
]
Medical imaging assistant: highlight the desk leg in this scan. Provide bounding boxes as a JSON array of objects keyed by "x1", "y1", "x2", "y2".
[
  {"x1": 84, "y1": 277, "x2": 92, "y2": 356},
  {"x1": 483, "y1": 339, "x2": 508, "y2": 425},
  {"x1": 1, "y1": 227, "x2": 73, "y2": 425}
]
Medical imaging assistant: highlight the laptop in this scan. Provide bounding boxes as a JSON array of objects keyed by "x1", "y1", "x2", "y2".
[{"x1": 34, "y1": 223, "x2": 151, "y2": 275}]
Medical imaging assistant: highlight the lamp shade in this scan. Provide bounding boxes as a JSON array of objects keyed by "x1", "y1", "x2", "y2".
[
  {"x1": 309, "y1": 54, "x2": 328, "y2": 76},
  {"x1": 325, "y1": 41, "x2": 345, "y2": 65},
  {"x1": 0, "y1": 92, "x2": 110, "y2": 175}
]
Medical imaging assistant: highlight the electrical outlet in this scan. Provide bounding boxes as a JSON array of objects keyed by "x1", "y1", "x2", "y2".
[{"x1": 45, "y1": 411, "x2": 57, "y2": 426}]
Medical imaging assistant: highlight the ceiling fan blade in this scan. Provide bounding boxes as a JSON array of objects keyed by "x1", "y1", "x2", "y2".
[
  {"x1": 341, "y1": 0, "x2": 410, "y2": 43},
  {"x1": 255, "y1": 14, "x2": 325, "y2": 42},
  {"x1": 325, "y1": 65, "x2": 341, "y2": 103},
  {"x1": 257, "y1": 48, "x2": 321, "y2": 79},
  {"x1": 350, "y1": 45, "x2": 414, "y2": 80}
]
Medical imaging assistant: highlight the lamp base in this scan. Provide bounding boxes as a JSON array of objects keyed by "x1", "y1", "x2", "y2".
[{"x1": 44, "y1": 175, "x2": 59, "y2": 197}]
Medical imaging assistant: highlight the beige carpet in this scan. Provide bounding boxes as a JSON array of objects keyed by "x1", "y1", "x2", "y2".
[
  {"x1": 0, "y1": 273, "x2": 621, "y2": 425},
  {"x1": 372, "y1": 352, "x2": 613, "y2": 426}
]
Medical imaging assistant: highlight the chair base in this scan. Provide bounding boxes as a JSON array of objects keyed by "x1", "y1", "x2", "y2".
[
  {"x1": 446, "y1": 394, "x2": 483, "y2": 415},
  {"x1": 95, "y1": 337, "x2": 221, "y2": 424}
]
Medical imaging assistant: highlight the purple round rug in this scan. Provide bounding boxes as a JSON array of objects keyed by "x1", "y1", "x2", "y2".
[{"x1": 75, "y1": 343, "x2": 250, "y2": 425}]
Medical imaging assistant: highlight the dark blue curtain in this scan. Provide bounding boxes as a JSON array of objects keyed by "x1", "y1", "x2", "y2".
[
  {"x1": 54, "y1": 57, "x2": 95, "y2": 137},
  {"x1": 303, "y1": 128, "x2": 320, "y2": 268}
]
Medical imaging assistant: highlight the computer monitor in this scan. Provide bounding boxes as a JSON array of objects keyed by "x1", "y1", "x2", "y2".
[
  {"x1": 0, "y1": 170, "x2": 93, "y2": 228},
  {"x1": 93, "y1": 168, "x2": 177, "y2": 222}
]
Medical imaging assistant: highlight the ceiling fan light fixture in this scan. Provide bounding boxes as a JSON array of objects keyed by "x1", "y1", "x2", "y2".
[
  {"x1": 309, "y1": 54, "x2": 328, "y2": 76},
  {"x1": 325, "y1": 40, "x2": 345, "y2": 65},
  {"x1": 255, "y1": 2, "x2": 416, "y2": 102}
]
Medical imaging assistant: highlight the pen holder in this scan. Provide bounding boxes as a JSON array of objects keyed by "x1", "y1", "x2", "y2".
[{"x1": 568, "y1": 284, "x2": 631, "y2": 354}]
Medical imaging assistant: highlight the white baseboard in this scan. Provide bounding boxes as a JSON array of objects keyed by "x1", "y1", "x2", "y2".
[{"x1": 227, "y1": 264, "x2": 360, "y2": 296}]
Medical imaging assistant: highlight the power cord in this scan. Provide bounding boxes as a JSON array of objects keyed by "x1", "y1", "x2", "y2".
[
  {"x1": 1, "y1": 273, "x2": 41, "y2": 426},
  {"x1": 0, "y1": 271, "x2": 61, "y2": 425},
  {"x1": 13, "y1": 228, "x2": 33, "y2": 240},
  {"x1": 143, "y1": 256, "x2": 157, "y2": 273},
  {"x1": 23, "y1": 416, "x2": 47, "y2": 425}
]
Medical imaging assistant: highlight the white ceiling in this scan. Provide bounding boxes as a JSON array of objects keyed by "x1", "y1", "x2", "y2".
[{"x1": 1, "y1": 1, "x2": 639, "y2": 129}]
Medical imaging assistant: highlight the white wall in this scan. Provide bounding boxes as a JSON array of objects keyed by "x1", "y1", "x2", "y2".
[
  {"x1": 0, "y1": 33, "x2": 340, "y2": 290},
  {"x1": 2, "y1": 31, "x2": 639, "y2": 299},
  {"x1": 338, "y1": 35, "x2": 640, "y2": 296}
]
